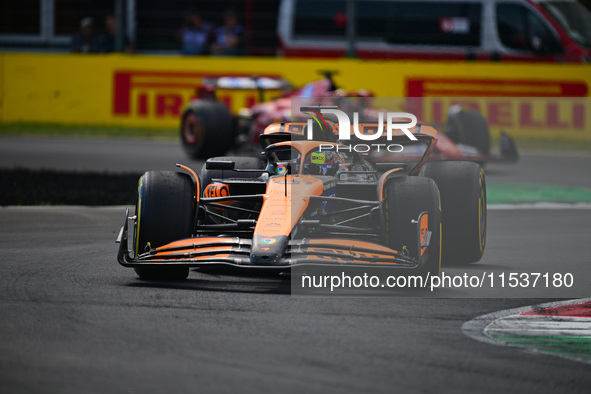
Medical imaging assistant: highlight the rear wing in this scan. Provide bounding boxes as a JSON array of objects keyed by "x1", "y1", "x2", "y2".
[{"x1": 197, "y1": 76, "x2": 290, "y2": 112}]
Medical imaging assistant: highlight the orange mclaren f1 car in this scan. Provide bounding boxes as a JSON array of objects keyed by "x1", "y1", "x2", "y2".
[{"x1": 117, "y1": 110, "x2": 486, "y2": 281}]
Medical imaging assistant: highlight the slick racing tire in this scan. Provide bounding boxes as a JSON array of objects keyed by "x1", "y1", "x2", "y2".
[
  {"x1": 180, "y1": 100, "x2": 234, "y2": 159},
  {"x1": 446, "y1": 109, "x2": 490, "y2": 157},
  {"x1": 419, "y1": 161, "x2": 486, "y2": 265},
  {"x1": 200, "y1": 156, "x2": 265, "y2": 189},
  {"x1": 133, "y1": 171, "x2": 195, "y2": 280},
  {"x1": 383, "y1": 177, "x2": 441, "y2": 278}
]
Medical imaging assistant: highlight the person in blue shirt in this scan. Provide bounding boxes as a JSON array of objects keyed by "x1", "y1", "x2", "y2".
[
  {"x1": 100, "y1": 14, "x2": 134, "y2": 53},
  {"x1": 179, "y1": 11, "x2": 214, "y2": 55},
  {"x1": 211, "y1": 10, "x2": 243, "y2": 56},
  {"x1": 71, "y1": 17, "x2": 102, "y2": 53}
]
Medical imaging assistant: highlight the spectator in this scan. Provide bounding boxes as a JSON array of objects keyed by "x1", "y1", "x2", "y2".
[
  {"x1": 211, "y1": 10, "x2": 243, "y2": 56},
  {"x1": 100, "y1": 14, "x2": 134, "y2": 53},
  {"x1": 71, "y1": 17, "x2": 102, "y2": 53},
  {"x1": 178, "y1": 11, "x2": 214, "y2": 55}
]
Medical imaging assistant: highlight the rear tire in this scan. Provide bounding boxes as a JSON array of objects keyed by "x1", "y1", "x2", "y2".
[
  {"x1": 446, "y1": 109, "x2": 490, "y2": 157},
  {"x1": 419, "y1": 161, "x2": 486, "y2": 265},
  {"x1": 180, "y1": 100, "x2": 234, "y2": 159},
  {"x1": 133, "y1": 171, "x2": 195, "y2": 280},
  {"x1": 383, "y1": 177, "x2": 441, "y2": 277}
]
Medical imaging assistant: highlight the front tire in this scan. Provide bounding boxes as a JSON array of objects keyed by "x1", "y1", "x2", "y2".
[
  {"x1": 383, "y1": 177, "x2": 441, "y2": 277},
  {"x1": 133, "y1": 171, "x2": 195, "y2": 280},
  {"x1": 419, "y1": 161, "x2": 486, "y2": 265}
]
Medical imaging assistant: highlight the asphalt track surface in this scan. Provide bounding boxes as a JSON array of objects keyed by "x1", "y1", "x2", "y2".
[
  {"x1": 0, "y1": 136, "x2": 186, "y2": 173},
  {"x1": 1, "y1": 136, "x2": 591, "y2": 393}
]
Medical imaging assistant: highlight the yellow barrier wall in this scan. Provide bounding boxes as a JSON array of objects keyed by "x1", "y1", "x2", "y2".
[{"x1": 1, "y1": 53, "x2": 590, "y2": 140}]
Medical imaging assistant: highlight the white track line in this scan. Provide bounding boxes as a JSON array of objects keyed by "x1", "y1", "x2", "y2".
[
  {"x1": 488, "y1": 202, "x2": 591, "y2": 210},
  {"x1": 462, "y1": 298, "x2": 591, "y2": 364}
]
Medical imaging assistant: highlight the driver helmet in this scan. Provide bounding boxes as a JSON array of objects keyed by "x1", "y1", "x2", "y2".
[{"x1": 304, "y1": 150, "x2": 336, "y2": 175}]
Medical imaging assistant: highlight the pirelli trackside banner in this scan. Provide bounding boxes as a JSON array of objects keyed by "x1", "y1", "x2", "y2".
[{"x1": 1, "y1": 53, "x2": 590, "y2": 141}]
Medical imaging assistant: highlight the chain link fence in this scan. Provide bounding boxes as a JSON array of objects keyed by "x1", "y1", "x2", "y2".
[{"x1": 0, "y1": 0, "x2": 279, "y2": 54}]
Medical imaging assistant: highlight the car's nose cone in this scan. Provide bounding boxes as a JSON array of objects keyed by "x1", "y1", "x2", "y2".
[{"x1": 250, "y1": 235, "x2": 288, "y2": 265}]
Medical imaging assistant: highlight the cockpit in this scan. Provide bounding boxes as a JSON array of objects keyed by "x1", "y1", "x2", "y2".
[{"x1": 265, "y1": 142, "x2": 372, "y2": 181}]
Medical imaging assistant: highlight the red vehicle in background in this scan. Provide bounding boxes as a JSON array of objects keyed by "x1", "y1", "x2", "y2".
[
  {"x1": 277, "y1": 0, "x2": 591, "y2": 62},
  {"x1": 180, "y1": 72, "x2": 518, "y2": 164},
  {"x1": 181, "y1": 72, "x2": 368, "y2": 158}
]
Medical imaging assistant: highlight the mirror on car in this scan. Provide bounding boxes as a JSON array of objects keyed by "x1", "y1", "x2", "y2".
[{"x1": 206, "y1": 160, "x2": 235, "y2": 170}]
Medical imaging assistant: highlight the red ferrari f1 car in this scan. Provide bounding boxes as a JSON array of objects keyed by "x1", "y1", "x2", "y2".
[
  {"x1": 179, "y1": 72, "x2": 518, "y2": 164},
  {"x1": 118, "y1": 107, "x2": 486, "y2": 281}
]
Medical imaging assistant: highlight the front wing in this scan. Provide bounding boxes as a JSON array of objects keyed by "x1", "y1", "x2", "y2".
[{"x1": 117, "y1": 210, "x2": 421, "y2": 271}]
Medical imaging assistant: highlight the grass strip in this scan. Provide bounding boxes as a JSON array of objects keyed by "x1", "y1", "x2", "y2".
[{"x1": 487, "y1": 183, "x2": 591, "y2": 204}]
